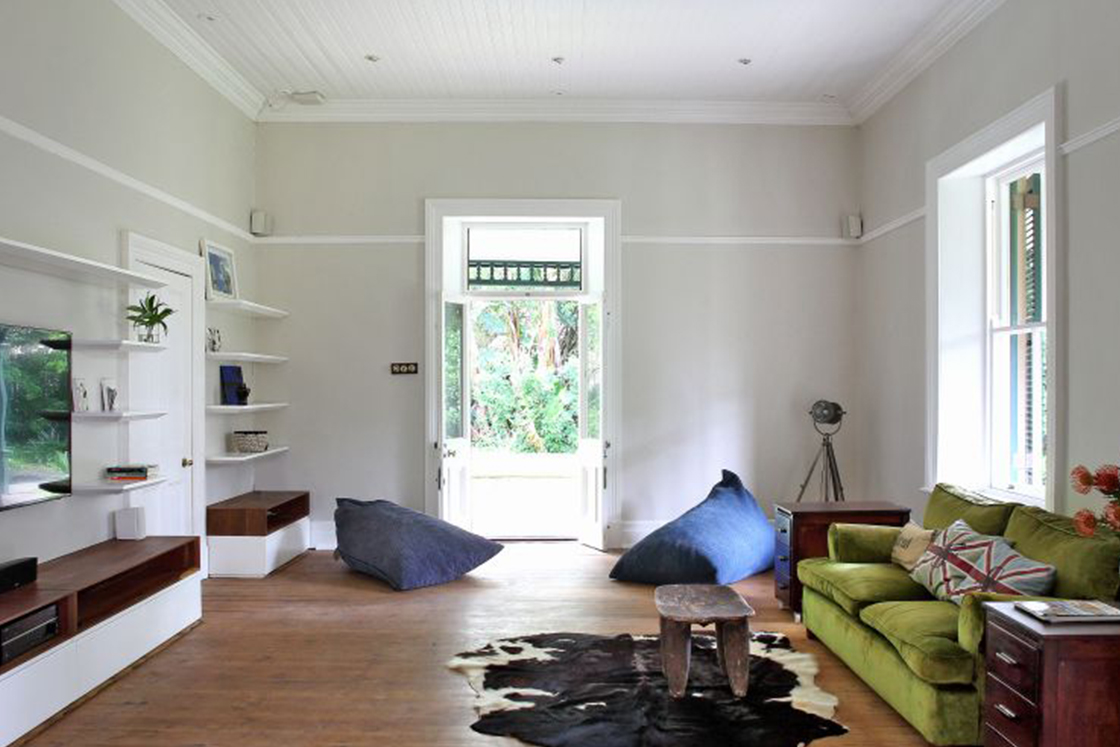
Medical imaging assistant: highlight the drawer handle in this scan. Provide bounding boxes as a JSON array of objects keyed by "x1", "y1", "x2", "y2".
[
  {"x1": 995, "y1": 651, "x2": 1018, "y2": 667},
  {"x1": 778, "y1": 555, "x2": 789, "y2": 562},
  {"x1": 778, "y1": 528, "x2": 788, "y2": 534},
  {"x1": 777, "y1": 582, "x2": 789, "y2": 590},
  {"x1": 994, "y1": 704, "x2": 1018, "y2": 721}
]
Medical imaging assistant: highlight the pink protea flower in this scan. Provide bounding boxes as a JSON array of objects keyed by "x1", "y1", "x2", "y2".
[
  {"x1": 1104, "y1": 502, "x2": 1120, "y2": 532},
  {"x1": 1071, "y1": 465, "x2": 1095, "y2": 495},
  {"x1": 1073, "y1": 509, "x2": 1098, "y2": 537},
  {"x1": 1095, "y1": 465, "x2": 1120, "y2": 496}
]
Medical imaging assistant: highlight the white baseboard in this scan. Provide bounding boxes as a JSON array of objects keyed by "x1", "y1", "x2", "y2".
[
  {"x1": 615, "y1": 520, "x2": 666, "y2": 548},
  {"x1": 310, "y1": 519, "x2": 337, "y2": 550}
]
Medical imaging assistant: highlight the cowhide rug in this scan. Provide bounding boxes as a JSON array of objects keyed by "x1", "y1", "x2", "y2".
[{"x1": 449, "y1": 632, "x2": 847, "y2": 747}]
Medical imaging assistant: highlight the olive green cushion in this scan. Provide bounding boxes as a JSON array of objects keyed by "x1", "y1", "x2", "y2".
[
  {"x1": 803, "y1": 588, "x2": 980, "y2": 746},
  {"x1": 1003, "y1": 506, "x2": 1120, "y2": 600},
  {"x1": 922, "y1": 484, "x2": 1018, "y2": 535},
  {"x1": 797, "y1": 557, "x2": 932, "y2": 616},
  {"x1": 859, "y1": 601, "x2": 973, "y2": 684},
  {"x1": 827, "y1": 523, "x2": 901, "y2": 563}
]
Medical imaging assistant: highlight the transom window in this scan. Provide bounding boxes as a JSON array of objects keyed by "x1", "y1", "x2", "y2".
[
  {"x1": 988, "y1": 162, "x2": 1046, "y2": 497},
  {"x1": 466, "y1": 224, "x2": 583, "y2": 291}
]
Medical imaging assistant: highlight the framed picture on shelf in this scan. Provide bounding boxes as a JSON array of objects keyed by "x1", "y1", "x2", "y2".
[
  {"x1": 201, "y1": 239, "x2": 239, "y2": 300},
  {"x1": 100, "y1": 378, "x2": 120, "y2": 412}
]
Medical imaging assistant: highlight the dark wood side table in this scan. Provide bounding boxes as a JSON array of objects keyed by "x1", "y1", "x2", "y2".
[
  {"x1": 773, "y1": 501, "x2": 910, "y2": 613},
  {"x1": 983, "y1": 602, "x2": 1120, "y2": 747}
]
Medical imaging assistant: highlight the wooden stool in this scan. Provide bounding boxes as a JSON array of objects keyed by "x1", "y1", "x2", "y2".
[{"x1": 654, "y1": 584, "x2": 755, "y2": 698}]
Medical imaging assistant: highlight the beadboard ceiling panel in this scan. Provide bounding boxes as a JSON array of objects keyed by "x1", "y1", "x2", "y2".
[{"x1": 129, "y1": 0, "x2": 1001, "y2": 122}]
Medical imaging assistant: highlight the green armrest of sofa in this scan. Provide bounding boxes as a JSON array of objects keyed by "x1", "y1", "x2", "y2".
[
  {"x1": 828, "y1": 523, "x2": 902, "y2": 563},
  {"x1": 957, "y1": 592, "x2": 1056, "y2": 655}
]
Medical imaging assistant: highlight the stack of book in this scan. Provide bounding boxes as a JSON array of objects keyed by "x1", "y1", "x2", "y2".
[{"x1": 105, "y1": 464, "x2": 160, "y2": 482}]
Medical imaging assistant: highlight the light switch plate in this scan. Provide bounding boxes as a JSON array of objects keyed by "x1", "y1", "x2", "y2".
[{"x1": 390, "y1": 362, "x2": 419, "y2": 375}]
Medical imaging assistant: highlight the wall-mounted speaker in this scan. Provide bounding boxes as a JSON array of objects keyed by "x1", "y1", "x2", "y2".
[
  {"x1": 114, "y1": 507, "x2": 147, "y2": 541},
  {"x1": 250, "y1": 210, "x2": 274, "y2": 237}
]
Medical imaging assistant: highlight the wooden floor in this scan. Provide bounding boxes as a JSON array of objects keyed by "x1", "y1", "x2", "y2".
[{"x1": 24, "y1": 543, "x2": 928, "y2": 746}]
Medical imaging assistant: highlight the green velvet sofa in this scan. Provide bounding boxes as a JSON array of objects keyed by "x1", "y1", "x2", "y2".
[{"x1": 797, "y1": 484, "x2": 1120, "y2": 745}]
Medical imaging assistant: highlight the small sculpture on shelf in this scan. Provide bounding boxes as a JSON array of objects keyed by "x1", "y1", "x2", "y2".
[
  {"x1": 127, "y1": 293, "x2": 174, "y2": 344},
  {"x1": 206, "y1": 327, "x2": 222, "y2": 353}
]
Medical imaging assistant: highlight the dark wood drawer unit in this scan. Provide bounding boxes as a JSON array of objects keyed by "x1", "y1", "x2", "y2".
[
  {"x1": 773, "y1": 501, "x2": 910, "y2": 613},
  {"x1": 207, "y1": 490, "x2": 310, "y2": 537},
  {"x1": 984, "y1": 602, "x2": 1120, "y2": 747},
  {"x1": 0, "y1": 537, "x2": 199, "y2": 675}
]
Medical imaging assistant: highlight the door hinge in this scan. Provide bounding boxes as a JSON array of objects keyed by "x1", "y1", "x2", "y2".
[{"x1": 603, "y1": 466, "x2": 608, "y2": 491}]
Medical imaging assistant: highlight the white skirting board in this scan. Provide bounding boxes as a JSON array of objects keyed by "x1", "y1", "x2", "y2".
[
  {"x1": 0, "y1": 573, "x2": 202, "y2": 747},
  {"x1": 208, "y1": 517, "x2": 310, "y2": 578}
]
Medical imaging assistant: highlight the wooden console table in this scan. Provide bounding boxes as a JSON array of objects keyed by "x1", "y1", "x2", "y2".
[
  {"x1": 0, "y1": 538, "x2": 201, "y2": 746},
  {"x1": 207, "y1": 490, "x2": 310, "y2": 577},
  {"x1": 773, "y1": 501, "x2": 910, "y2": 613},
  {"x1": 984, "y1": 602, "x2": 1120, "y2": 747}
]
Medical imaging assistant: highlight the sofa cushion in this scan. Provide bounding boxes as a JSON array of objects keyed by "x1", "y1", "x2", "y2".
[
  {"x1": 609, "y1": 470, "x2": 774, "y2": 585},
  {"x1": 859, "y1": 601, "x2": 974, "y2": 685},
  {"x1": 923, "y1": 484, "x2": 1019, "y2": 535},
  {"x1": 910, "y1": 520, "x2": 1056, "y2": 604},
  {"x1": 798, "y1": 558, "x2": 933, "y2": 616},
  {"x1": 334, "y1": 498, "x2": 503, "y2": 591},
  {"x1": 1003, "y1": 506, "x2": 1120, "y2": 600},
  {"x1": 891, "y1": 523, "x2": 936, "y2": 571}
]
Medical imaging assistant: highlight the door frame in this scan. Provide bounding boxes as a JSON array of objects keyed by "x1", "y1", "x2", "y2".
[
  {"x1": 123, "y1": 231, "x2": 206, "y2": 538},
  {"x1": 423, "y1": 198, "x2": 623, "y2": 547}
]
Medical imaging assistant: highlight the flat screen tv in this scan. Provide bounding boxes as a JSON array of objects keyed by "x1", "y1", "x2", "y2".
[{"x1": 0, "y1": 323, "x2": 71, "y2": 511}]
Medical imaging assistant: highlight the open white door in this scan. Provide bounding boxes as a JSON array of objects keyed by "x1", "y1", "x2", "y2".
[
  {"x1": 439, "y1": 297, "x2": 472, "y2": 529},
  {"x1": 578, "y1": 300, "x2": 607, "y2": 550}
]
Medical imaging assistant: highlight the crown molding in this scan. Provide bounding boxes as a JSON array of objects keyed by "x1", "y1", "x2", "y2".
[
  {"x1": 256, "y1": 98, "x2": 855, "y2": 126},
  {"x1": 846, "y1": 0, "x2": 1007, "y2": 124},
  {"x1": 113, "y1": 0, "x2": 266, "y2": 120}
]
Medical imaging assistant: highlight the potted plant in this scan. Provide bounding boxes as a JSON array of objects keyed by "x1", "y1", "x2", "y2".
[{"x1": 127, "y1": 293, "x2": 174, "y2": 344}]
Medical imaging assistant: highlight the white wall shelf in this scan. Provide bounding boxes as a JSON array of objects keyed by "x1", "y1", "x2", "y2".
[
  {"x1": 206, "y1": 446, "x2": 290, "y2": 465},
  {"x1": 71, "y1": 476, "x2": 167, "y2": 495},
  {"x1": 207, "y1": 351, "x2": 288, "y2": 364},
  {"x1": 71, "y1": 339, "x2": 167, "y2": 353},
  {"x1": 206, "y1": 403, "x2": 289, "y2": 414},
  {"x1": 207, "y1": 298, "x2": 289, "y2": 319},
  {"x1": 0, "y1": 235, "x2": 165, "y2": 288},
  {"x1": 71, "y1": 410, "x2": 168, "y2": 422}
]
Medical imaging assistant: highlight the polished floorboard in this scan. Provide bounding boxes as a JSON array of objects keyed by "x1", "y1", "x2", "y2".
[{"x1": 24, "y1": 543, "x2": 927, "y2": 746}]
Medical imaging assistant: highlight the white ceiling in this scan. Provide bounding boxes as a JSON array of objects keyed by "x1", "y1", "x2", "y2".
[{"x1": 117, "y1": 0, "x2": 1006, "y2": 123}]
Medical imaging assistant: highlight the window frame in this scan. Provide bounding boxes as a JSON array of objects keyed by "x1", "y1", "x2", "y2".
[
  {"x1": 925, "y1": 89, "x2": 1061, "y2": 511},
  {"x1": 985, "y1": 154, "x2": 1048, "y2": 501},
  {"x1": 461, "y1": 220, "x2": 588, "y2": 297}
]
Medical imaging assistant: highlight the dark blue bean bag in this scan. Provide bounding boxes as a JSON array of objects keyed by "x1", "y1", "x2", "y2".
[
  {"x1": 335, "y1": 498, "x2": 503, "y2": 590},
  {"x1": 609, "y1": 470, "x2": 775, "y2": 585}
]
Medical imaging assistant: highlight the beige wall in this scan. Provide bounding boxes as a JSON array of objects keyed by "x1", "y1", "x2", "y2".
[
  {"x1": 855, "y1": 0, "x2": 1120, "y2": 517},
  {"x1": 0, "y1": 0, "x2": 258, "y2": 560},
  {"x1": 252, "y1": 123, "x2": 863, "y2": 537}
]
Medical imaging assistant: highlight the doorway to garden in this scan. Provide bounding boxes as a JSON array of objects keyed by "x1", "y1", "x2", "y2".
[
  {"x1": 468, "y1": 298, "x2": 599, "y2": 539},
  {"x1": 428, "y1": 200, "x2": 619, "y2": 549}
]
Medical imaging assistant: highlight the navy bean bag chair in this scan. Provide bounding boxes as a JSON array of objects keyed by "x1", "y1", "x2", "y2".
[
  {"x1": 335, "y1": 498, "x2": 503, "y2": 590},
  {"x1": 609, "y1": 470, "x2": 775, "y2": 585}
]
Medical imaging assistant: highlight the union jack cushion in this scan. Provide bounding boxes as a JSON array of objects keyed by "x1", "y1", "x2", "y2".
[{"x1": 909, "y1": 520, "x2": 1056, "y2": 604}]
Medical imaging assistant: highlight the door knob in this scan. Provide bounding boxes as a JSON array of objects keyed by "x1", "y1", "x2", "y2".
[{"x1": 182, "y1": 458, "x2": 194, "y2": 467}]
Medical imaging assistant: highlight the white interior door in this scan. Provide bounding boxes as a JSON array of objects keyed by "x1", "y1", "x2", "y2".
[
  {"x1": 128, "y1": 265, "x2": 193, "y2": 536},
  {"x1": 440, "y1": 297, "x2": 472, "y2": 529},
  {"x1": 578, "y1": 300, "x2": 607, "y2": 550}
]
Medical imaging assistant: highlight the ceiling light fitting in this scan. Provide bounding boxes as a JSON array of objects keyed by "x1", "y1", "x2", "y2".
[
  {"x1": 364, "y1": 54, "x2": 381, "y2": 63},
  {"x1": 287, "y1": 90, "x2": 327, "y2": 106},
  {"x1": 737, "y1": 58, "x2": 752, "y2": 66},
  {"x1": 551, "y1": 56, "x2": 565, "y2": 65}
]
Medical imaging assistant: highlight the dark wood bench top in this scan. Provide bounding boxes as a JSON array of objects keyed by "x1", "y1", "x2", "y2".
[{"x1": 654, "y1": 584, "x2": 755, "y2": 624}]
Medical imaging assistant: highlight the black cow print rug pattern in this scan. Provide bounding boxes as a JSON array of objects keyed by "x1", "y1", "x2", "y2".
[{"x1": 449, "y1": 631, "x2": 847, "y2": 747}]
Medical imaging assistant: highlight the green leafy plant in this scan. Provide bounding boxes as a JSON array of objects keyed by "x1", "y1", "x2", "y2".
[{"x1": 127, "y1": 293, "x2": 175, "y2": 338}]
